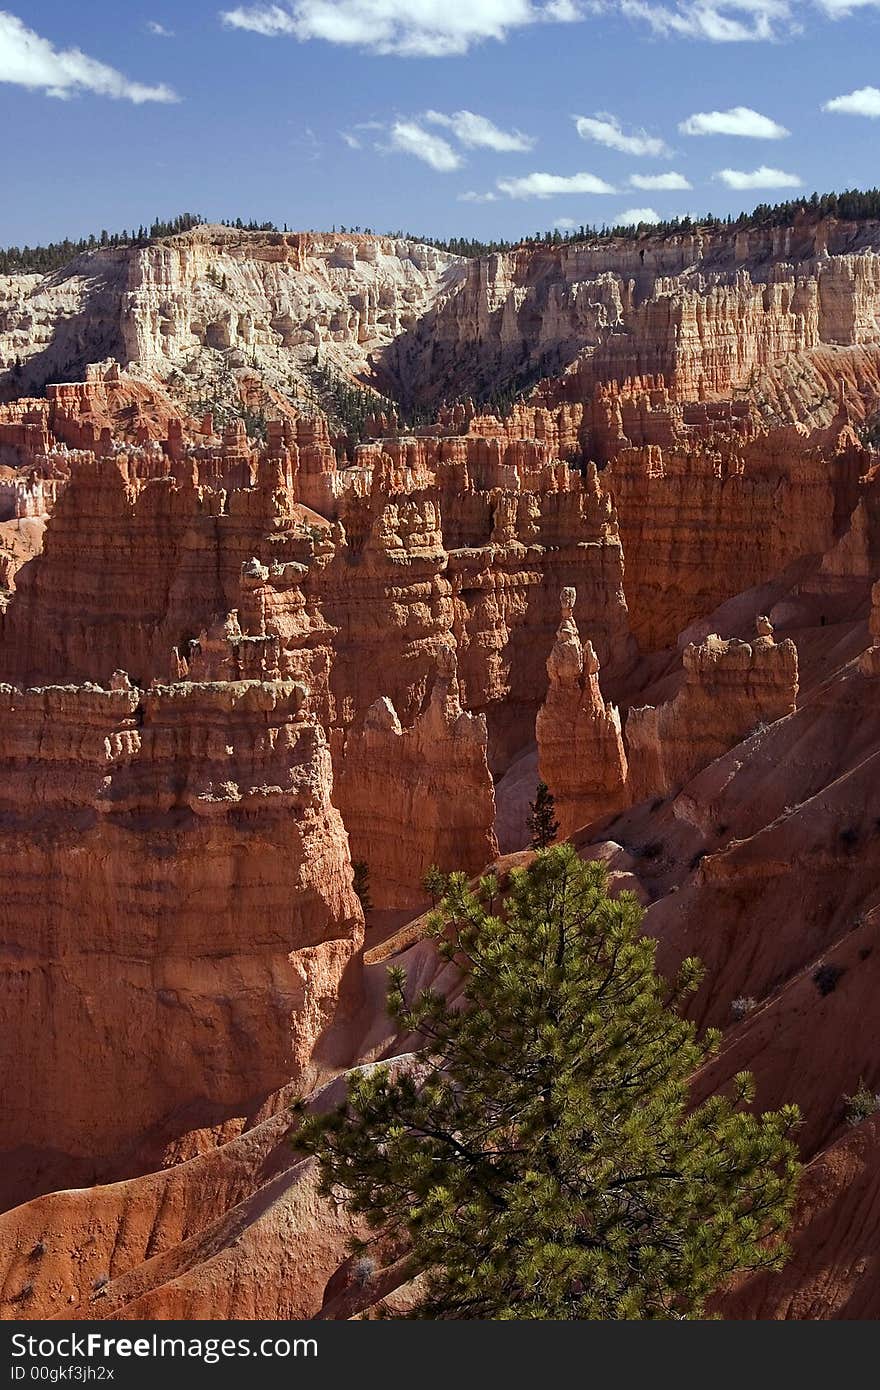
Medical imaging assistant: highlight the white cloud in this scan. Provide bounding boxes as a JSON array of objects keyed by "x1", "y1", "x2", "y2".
[
  {"x1": 715, "y1": 165, "x2": 802, "y2": 188},
  {"x1": 458, "y1": 190, "x2": 499, "y2": 202},
  {"x1": 341, "y1": 119, "x2": 386, "y2": 147},
  {"x1": 629, "y1": 170, "x2": 692, "y2": 189},
  {"x1": 496, "y1": 170, "x2": 617, "y2": 198},
  {"x1": 388, "y1": 120, "x2": 462, "y2": 170},
  {"x1": 574, "y1": 112, "x2": 671, "y2": 156},
  {"x1": 679, "y1": 105, "x2": 789, "y2": 137},
  {"x1": 553, "y1": 216, "x2": 578, "y2": 228},
  {"x1": 219, "y1": 0, "x2": 880, "y2": 56},
  {"x1": 815, "y1": 0, "x2": 880, "y2": 12},
  {"x1": 823, "y1": 85, "x2": 880, "y2": 116},
  {"x1": 0, "y1": 10, "x2": 178, "y2": 102},
  {"x1": 221, "y1": 0, "x2": 584, "y2": 56},
  {"x1": 147, "y1": 20, "x2": 175, "y2": 36},
  {"x1": 619, "y1": 0, "x2": 795, "y2": 41},
  {"x1": 425, "y1": 109, "x2": 535, "y2": 152},
  {"x1": 292, "y1": 123, "x2": 323, "y2": 159},
  {"x1": 615, "y1": 206, "x2": 661, "y2": 224},
  {"x1": 617, "y1": 0, "x2": 880, "y2": 33}
]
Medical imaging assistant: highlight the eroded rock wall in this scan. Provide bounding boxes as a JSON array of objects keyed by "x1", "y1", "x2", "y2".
[
  {"x1": 626, "y1": 620, "x2": 799, "y2": 801},
  {"x1": 334, "y1": 651, "x2": 498, "y2": 908},
  {"x1": 0, "y1": 677, "x2": 362, "y2": 1201},
  {"x1": 384, "y1": 219, "x2": 880, "y2": 410}
]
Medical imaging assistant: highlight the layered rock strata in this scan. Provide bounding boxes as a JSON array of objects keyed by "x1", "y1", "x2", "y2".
[
  {"x1": 334, "y1": 648, "x2": 498, "y2": 908},
  {"x1": 0, "y1": 675, "x2": 362, "y2": 1204},
  {"x1": 626, "y1": 619, "x2": 799, "y2": 801},
  {"x1": 1, "y1": 215, "x2": 880, "y2": 1319},
  {"x1": 0, "y1": 229, "x2": 463, "y2": 402},
  {"x1": 385, "y1": 219, "x2": 880, "y2": 410}
]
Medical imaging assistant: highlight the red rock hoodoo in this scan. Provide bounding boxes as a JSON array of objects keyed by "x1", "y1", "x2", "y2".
[{"x1": 535, "y1": 586, "x2": 628, "y2": 837}]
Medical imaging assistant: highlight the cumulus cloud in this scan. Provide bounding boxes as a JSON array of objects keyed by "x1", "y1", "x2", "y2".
[
  {"x1": 220, "y1": 0, "x2": 584, "y2": 56},
  {"x1": 679, "y1": 105, "x2": 789, "y2": 137},
  {"x1": 629, "y1": 170, "x2": 692, "y2": 189},
  {"x1": 615, "y1": 206, "x2": 661, "y2": 224},
  {"x1": 458, "y1": 190, "x2": 499, "y2": 202},
  {"x1": 496, "y1": 170, "x2": 617, "y2": 198},
  {"x1": 388, "y1": 120, "x2": 462, "y2": 170},
  {"x1": 715, "y1": 165, "x2": 802, "y2": 188},
  {"x1": 147, "y1": 20, "x2": 175, "y2": 36},
  {"x1": 554, "y1": 216, "x2": 578, "y2": 228},
  {"x1": 823, "y1": 85, "x2": 880, "y2": 116},
  {"x1": 574, "y1": 112, "x2": 671, "y2": 156},
  {"x1": 0, "y1": 10, "x2": 178, "y2": 102},
  {"x1": 425, "y1": 109, "x2": 535, "y2": 152}
]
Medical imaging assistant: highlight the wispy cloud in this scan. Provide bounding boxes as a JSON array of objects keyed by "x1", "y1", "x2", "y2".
[
  {"x1": 629, "y1": 170, "x2": 692, "y2": 189},
  {"x1": 292, "y1": 123, "x2": 323, "y2": 160},
  {"x1": 388, "y1": 119, "x2": 462, "y2": 170},
  {"x1": 220, "y1": 1, "x2": 584, "y2": 57},
  {"x1": 554, "y1": 216, "x2": 578, "y2": 228},
  {"x1": 340, "y1": 118, "x2": 384, "y2": 148},
  {"x1": 615, "y1": 206, "x2": 661, "y2": 224},
  {"x1": 823, "y1": 84, "x2": 880, "y2": 116},
  {"x1": 425, "y1": 109, "x2": 535, "y2": 152},
  {"x1": 0, "y1": 10, "x2": 178, "y2": 102},
  {"x1": 574, "y1": 112, "x2": 671, "y2": 156},
  {"x1": 496, "y1": 170, "x2": 617, "y2": 198},
  {"x1": 612, "y1": 0, "x2": 880, "y2": 35},
  {"x1": 147, "y1": 20, "x2": 175, "y2": 37},
  {"x1": 679, "y1": 105, "x2": 789, "y2": 137},
  {"x1": 458, "y1": 190, "x2": 499, "y2": 202},
  {"x1": 618, "y1": 0, "x2": 795, "y2": 42},
  {"x1": 715, "y1": 165, "x2": 802, "y2": 188},
  {"x1": 814, "y1": 0, "x2": 880, "y2": 12}
]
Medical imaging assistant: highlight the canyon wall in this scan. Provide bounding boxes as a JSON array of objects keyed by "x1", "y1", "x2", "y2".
[
  {"x1": 0, "y1": 217, "x2": 879, "y2": 1317},
  {"x1": 384, "y1": 219, "x2": 880, "y2": 411},
  {"x1": 0, "y1": 363, "x2": 637, "y2": 1198},
  {"x1": 604, "y1": 403, "x2": 864, "y2": 649},
  {"x1": 0, "y1": 676, "x2": 362, "y2": 1205},
  {"x1": 334, "y1": 649, "x2": 498, "y2": 908},
  {"x1": 6, "y1": 219, "x2": 880, "y2": 432},
  {"x1": 0, "y1": 229, "x2": 463, "y2": 404},
  {"x1": 626, "y1": 619, "x2": 799, "y2": 802}
]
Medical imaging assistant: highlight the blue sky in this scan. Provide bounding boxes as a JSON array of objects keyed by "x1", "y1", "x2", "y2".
[{"x1": 3, "y1": 1, "x2": 880, "y2": 246}]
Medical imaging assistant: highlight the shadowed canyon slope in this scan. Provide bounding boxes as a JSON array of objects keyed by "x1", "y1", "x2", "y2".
[{"x1": 1, "y1": 216, "x2": 880, "y2": 1319}]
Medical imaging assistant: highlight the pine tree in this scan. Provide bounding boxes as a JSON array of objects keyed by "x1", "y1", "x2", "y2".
[
  {"x1": 527, "y1": 781, "x2": 558, "y2": 850},
  {"x1": 422, "y1": 864, "x2": 447, "y2": 908},
  {"x1": 296, "y1": 845, "x2": 801, "y2": 1319},
  {"x1": 352, "y1": 860, "x2": 372, "y2": 914}
]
